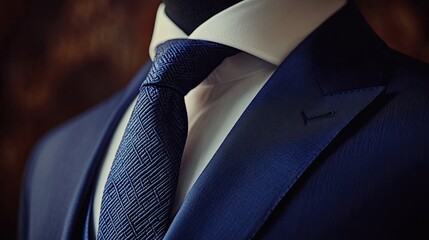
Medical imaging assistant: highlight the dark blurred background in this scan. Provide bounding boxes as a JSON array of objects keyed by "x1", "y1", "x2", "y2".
[{"x1": 0, "y1": 0, "x2": 428, "y2": 239}]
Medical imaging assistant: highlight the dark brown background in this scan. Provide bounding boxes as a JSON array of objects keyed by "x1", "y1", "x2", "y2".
[{"x1": 0, "y1": 0, "x2": 428, "y2": 239}]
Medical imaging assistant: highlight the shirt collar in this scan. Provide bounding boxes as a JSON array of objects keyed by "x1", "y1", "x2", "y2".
[{"x1": 149, "y1": 0, "x2": 346, "y2": 66}]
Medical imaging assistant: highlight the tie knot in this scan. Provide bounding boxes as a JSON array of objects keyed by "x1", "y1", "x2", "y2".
[{"x1": 141, "y1": 39, "x2": 239, "y2": 95}]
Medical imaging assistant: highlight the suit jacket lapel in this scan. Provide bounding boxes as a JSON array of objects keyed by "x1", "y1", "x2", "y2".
[
  {"x1": 166, "y1": 2, "x2": 389, "y2": 239},
  {"x1": 59, "y1": 63, "x2": 151, "y2": 239}
]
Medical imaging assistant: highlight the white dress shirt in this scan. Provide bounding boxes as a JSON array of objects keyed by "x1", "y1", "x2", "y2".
[{"x1": 92, "y1": 0, "x2": 346, "y2": 234}]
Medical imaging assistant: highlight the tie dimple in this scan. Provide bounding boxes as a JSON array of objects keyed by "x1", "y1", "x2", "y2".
[{"x1": 98, "y1": 39, "x2": 238, "y2": 240}]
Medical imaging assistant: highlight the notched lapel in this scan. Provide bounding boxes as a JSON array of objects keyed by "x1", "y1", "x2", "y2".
[
  {"x1": 166, "y1": 3, "x2": 390, "y2": 240},
  {"x1": 166, "y1": 67, "x2": 385, "y2": 240}
]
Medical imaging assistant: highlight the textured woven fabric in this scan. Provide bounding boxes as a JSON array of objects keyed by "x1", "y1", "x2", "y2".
[{"x1": 97, "y1": 39, "x2": 238, "y2": 239}]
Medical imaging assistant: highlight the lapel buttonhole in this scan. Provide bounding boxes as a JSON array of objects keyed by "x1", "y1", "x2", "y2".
[{"x1": 302, "y1": 110, "x2": 336, "y2": 125}]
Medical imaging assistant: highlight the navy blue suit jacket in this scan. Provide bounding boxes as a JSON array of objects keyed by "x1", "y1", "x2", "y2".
[{"x1": 20, "y1": 3, "x2": 429, "y2": 239}]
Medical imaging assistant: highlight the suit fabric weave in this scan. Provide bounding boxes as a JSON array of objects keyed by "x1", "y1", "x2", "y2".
[{"x1": 97, "y1": 39, "x2": 238, "y2": 239}]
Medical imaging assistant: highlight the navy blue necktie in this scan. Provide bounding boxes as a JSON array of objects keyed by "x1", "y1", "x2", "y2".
[{"x1": 98, "y1": 39, "x2": 238, "y2": 239}]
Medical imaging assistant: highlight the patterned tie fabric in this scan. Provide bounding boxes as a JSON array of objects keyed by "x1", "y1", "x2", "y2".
[{"x1": 97, "y1": 39, "x2": 238, "y2": 240}]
